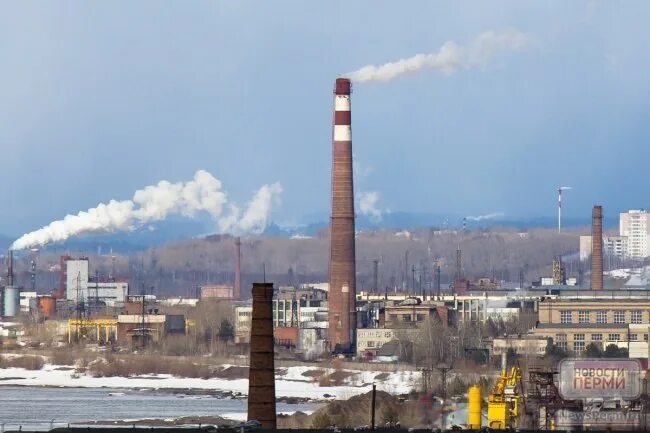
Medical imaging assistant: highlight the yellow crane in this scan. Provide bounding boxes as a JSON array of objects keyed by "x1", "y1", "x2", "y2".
[{"x1": 487, "y1": 353, "x2": 524, "y2": 429}]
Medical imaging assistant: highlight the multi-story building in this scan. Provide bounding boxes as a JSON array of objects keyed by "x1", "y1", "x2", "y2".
[
  {"x1": 620, "y1": 210, "x2": 650, "y2": 259},
  {"x1": 234, "y1": 304, "x2": 252, "y2": 344},
  {"x1": 63, "y1": 258, "x2": 128, "y2": 306},
  {"x1": 533, "y1": 295, "x2": 650, "y2": 355},
  {"x1": 356, "y1": 327, "x2": 417, "y2": 358},
  {"x1": 579, "y1": 235, "x2": 629, "y2": 261}
]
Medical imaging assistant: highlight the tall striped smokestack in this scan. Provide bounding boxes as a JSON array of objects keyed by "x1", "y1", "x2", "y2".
[
  {"x1": 591, "y1": 205, "x2": 603, "y2": 290},
  {"x1": 328, "y1": 77, "x2": 356, "y2": 352}
]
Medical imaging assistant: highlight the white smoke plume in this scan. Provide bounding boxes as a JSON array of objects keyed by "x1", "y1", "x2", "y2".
[
  {"x1": 345, "y1": 29, "x2": 528, "y2": 83},
  {"x1": 358, "y1": 191, "x2": 383, "y2": 221},
  {"x1": 465, "y1": 212, "x2": 504, "y2": 222},
  {"x1": 11, "y1": 170, "x2": 282, "y2": 250}
]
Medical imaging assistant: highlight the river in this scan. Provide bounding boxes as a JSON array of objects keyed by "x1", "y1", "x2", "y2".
[{"x1": 0, "y1": 386, "x2": 318, "y2": 431}]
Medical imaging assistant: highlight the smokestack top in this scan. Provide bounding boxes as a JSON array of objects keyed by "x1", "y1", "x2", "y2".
[
  {"x1": 335, "y1": 78, "x2": 351, "y2": 95},
  {"x1": 593, "y1": 205, "x2": 602, "y2": 216}
]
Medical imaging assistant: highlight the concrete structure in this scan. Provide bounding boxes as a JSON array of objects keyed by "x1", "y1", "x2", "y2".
[
  {"x1": 200, "y1": 285, "x2": 233, "y2": 300},
  {"x1": 247, "y1": 282, "x2": 276, "y2": 429},
  {"x1": 492, "y1": 336, "x2": 548, "y2": 357},
  {"x1": 356, "y1": 327, "x2": 417, "y2": 359},
  {"x1": 19, "y1": 291, "x2": 36, "y2": 312},
  {"x1": 63, "y1": 257, "x2": 128, "y2": 305},
  {"x1": 380, "y1": 302, "x2": 453, "y2": 328},
  {"x1": 272, "y1": 286, "x2": 327, "y2": 328},
  {"x1": 234, "y1": 304, "x2": 252, "y2": 344},
  {"x1": 328, "y1": 77, "x2": 356, "y2": 352},
  {"x1": 620, "y1": 209, "x2": 650, "y2": 259},
  {"x1": 3, "y1": 286, "x2": 20, "y2": 317},
  {"x1": 591, "y1": 205, "x2": 603, "y2": 290}
]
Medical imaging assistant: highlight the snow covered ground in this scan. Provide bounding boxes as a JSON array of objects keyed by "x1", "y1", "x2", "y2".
[{"x1": 0, "y1": 363, "x2": 420, "y2": 400}]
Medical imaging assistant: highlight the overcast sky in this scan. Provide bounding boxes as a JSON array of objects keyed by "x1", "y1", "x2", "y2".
[{"x1": 2, "y1": 1, "x2": 650, "y2": 236}]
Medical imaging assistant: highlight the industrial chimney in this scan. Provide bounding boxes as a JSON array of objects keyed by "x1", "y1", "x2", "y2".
[
  {"x1": 591, "y1": 205, "x2": 603, "y2": 290},
  {"x1": 234, "y1": 237, "x2": 241, "y2": 300},
  {"x1": 6, "y1": 250, "x2": 13, "y2": 286},
  {"x1": 328, "y1": 77, "x2": 356, "y2": 352},
  {"x1": 247, "y1": 282, "x2": 276, "y2": 429}
]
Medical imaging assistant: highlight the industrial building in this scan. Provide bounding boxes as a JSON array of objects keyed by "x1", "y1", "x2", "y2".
[
  {"x1": 62, "y1": 257, "x2": 128, "y2": 306},
  {"x1": 532, "y1": 293, "x2": 650, "y2": 355}
]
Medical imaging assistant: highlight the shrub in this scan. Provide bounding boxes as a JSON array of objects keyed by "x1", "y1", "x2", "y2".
[
  {"x1": 0, "y1": 355, "x2": 45, "y2": 370},
  {"x1": 51, "y1": 350, "x2": 76, "y2": 366},
  {"x1": 311, "y1": 412, "x2": 332, "y2": 429}
]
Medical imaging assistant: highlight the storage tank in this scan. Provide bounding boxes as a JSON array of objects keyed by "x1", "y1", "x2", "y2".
[
  {"x1": 37, "y1": 296, "x2": 57, "y2": 319},
  {"x1": 3, "y1": 286, "x2": 20, "y2": 317},
  {"x1": 467, "y1": 384, "x2": 482, "y2": 429}
]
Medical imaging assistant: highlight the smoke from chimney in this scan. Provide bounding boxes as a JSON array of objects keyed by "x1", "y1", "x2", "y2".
[
  {"x1": 591, "y1": 205, "x2": 603, "y2": 290},
  {"x1": 344, "y1": 29, "x2": 528, "y2": 83},
  {"x1": 11, "y1": 170, "x2": 282, "y2": 250}
]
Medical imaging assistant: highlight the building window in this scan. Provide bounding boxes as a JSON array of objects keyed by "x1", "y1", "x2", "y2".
[
  {"x1": 402, "y1": 314, "x2": 412, "y2": 322},
  {"x1": 367, "y1": 341, "x2": 375, "y2": 348},
  {"x1": 574, "y1": 333, "x2": 585, "y2": 341},
  {"x1": 578, "y1": 311, "x2": 590, "y2": 324},
  {"x1": 560, "y1": 311, "x2": 573, "y2": 324},
  {"x1": 385, "y1": 332, "x2": 392, "y2": 338},
  {"x1": 631, "y1": 310, "x2": 643, "y2": 324},
  {"x1": 555, "y1": 333, "x2": 567, "y2": 350},
  {"x1": 608, "y1": 334, "x2": 620, "y2": 341},
  {"x1": 591, "y1": 333, "x2": 603, "y2": 341},
  {"x1": 645, "y1": 334, "x2": 648, "y2": 342},
  {"x1": 614, "y1": 311, "x2": 626, "y2": 324},
  {"x1": 596, "y1": 311, "x2": 608, "y2": 324},
  {"x1": 573, "y1": 341, "x2": 585, "y2": 352},
  {"x1": 630, "y1": 334, "x2": 638, "y2": 342}
]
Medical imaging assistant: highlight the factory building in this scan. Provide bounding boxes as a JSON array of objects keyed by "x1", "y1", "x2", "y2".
[
  {"x1": 532, "y1": 294, "x2": 650, "y2": 356},
  {"x1": 62, "y1": 257, "x2": 128, "y2": 306}
]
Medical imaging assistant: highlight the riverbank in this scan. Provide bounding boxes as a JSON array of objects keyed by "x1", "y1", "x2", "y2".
[{"x1": 0, "y1": 363, "x2": 419, "y2": 401}]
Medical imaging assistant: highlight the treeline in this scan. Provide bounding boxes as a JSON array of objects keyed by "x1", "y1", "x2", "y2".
[{"x1": 13, "y1": 227, "x2": 584, "y2": 297}]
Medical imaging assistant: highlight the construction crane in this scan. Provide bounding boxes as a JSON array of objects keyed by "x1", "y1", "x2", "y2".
[{"x1": 486, "y1": 353, "x2": 524, "y2": 429}]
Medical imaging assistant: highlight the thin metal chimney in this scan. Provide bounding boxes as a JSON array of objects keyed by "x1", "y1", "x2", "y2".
[
  {"x1": 234, "y1": 237, "x2": 241, "y2": 300},
  {"x1": 6, "y1": 250, "x2": 13, "y2": 286},
  {"x1": 328, "y1": 77, "x2": 356, "y2": 352},
  {"x1": 591, "y1": 205, "x2": 603, "y2": 290},
  {"x1": 247, "y1": 282, "x2": 276, "y2": 429}
]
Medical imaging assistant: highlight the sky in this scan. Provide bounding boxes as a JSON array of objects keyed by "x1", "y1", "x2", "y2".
[{"x1": 2, "y1": 1, "x2": 650, "y2": 237}]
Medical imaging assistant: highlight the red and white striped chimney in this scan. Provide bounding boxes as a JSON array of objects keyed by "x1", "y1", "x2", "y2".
[{"x1": 328, "y1": 78, "x2": 356, "y2": 352}]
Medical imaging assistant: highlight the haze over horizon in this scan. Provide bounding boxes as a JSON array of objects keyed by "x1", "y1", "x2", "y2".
[{"x1": 2, "y1": 2, "x2": 650, "y2": 238}]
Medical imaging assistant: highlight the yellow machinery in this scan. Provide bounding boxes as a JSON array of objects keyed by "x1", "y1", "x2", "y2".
[
  {"x1": 67, "y1": 318, "x2": 118, "y2": 343},
  {"x1": 467, "y1": 384, "x2": 482, "y2": 429},
  {"x1": 486, "y1": 354, "x2": 524, "y2": 429}
]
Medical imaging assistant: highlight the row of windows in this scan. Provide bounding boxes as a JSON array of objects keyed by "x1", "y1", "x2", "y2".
[
  {"x1": 556, "y1": 333, "x2": 648, "y2": 343},
  {"x1": 560, "y1": 310, "x2": 645, "y2": 324}
]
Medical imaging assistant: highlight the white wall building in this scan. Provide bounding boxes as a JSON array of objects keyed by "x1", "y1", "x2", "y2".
[
  {"x1": 64, "y1": 258, "x2": 128, "y2": 305},
  {"x1": 620, "y1": 210, "x2": 650, "y2": 259},
  {"x1": 580, "y1": 235, "x2": 629, "y2": 261}
]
